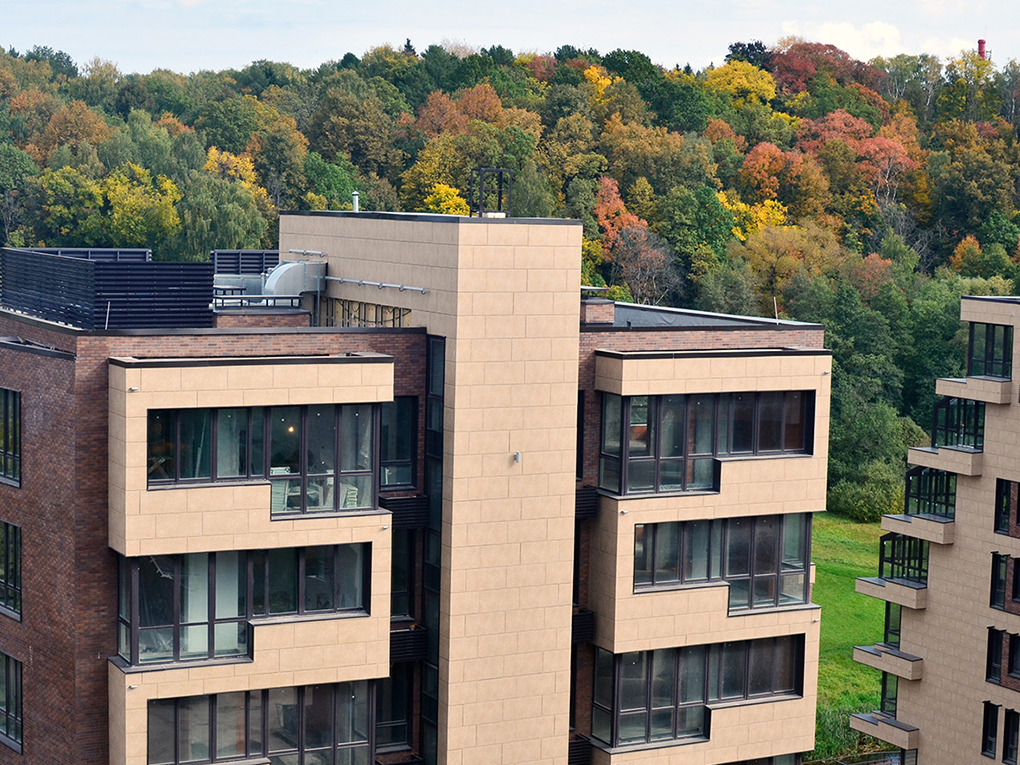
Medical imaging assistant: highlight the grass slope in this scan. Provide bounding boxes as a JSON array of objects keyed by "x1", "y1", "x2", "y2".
[{"x1": 807, "y1": 513, "x2": 888, "y2": 761}]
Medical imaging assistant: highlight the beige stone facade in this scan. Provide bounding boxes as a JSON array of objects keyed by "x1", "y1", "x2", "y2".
[
  {"x1": 0, "y1": 211, "x2": 829, "y2": 765},
  {"x1": 852, "y1": 295, "x2": 1020, "y2": 764}
]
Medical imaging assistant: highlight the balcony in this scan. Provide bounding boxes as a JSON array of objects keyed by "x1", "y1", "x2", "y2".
[
  {"x1": 856, "y1": 534, "x2": 929, "y2": 610},
  {"x1": 881, "y1": 514, "x2": 954, "y2": 545},
  {"x1": 907, "y1": 445, "x2": 981, "y2": 476},
  {"x1": 850, "y1": 711, "x2": 920, "y2": 750},
  {"x1": 853, "y1": 644, "x2": 923, "y2": 680},
  {"x1": 936, "y1": 376, "x2": 1012, "y2": 405}
]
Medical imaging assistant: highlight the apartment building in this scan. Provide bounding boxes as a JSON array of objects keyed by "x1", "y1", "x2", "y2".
[
  {"x1": 0, "y1": 210, "x2": 829, "y2": 765},
  {"x1": 850, "y1": 296, "x2": 1020, "y2": 765}
]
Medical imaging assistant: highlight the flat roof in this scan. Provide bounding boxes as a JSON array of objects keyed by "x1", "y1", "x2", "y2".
[{"x1": 611, "y1": 302, "x2": 824, "y2": 330}]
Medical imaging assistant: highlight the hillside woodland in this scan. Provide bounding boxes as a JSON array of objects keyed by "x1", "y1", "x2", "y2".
[{"x1": 2, "y1": 39, "x2": 1019, "y2": 513}]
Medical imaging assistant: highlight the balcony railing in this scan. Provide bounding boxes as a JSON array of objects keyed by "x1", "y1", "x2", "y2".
[{"x1": 932, "y1": 397, "x2": 984, "y2": 450}]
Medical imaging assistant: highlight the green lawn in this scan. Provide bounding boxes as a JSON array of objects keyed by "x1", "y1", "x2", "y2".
[{"x1": 807, "y1": 513, "x2": 888, "y2": 761}]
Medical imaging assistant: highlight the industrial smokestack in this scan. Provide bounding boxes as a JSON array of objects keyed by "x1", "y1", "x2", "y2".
[{"x1": 979, "y1": 39, "x2": 987, "y2": 60}]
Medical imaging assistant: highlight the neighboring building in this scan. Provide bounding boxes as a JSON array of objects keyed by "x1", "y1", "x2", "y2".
[
  {"x1": 0, "y1": 211, "x2": 830, "y2": 765},
  {"x1": 850, "y1": 296, "x2": 1020, "y2": 765}
]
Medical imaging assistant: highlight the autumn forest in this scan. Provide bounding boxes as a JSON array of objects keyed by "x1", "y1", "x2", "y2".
[{"x1": 1, "y1": 39, "x2": 1019, "y2": 519}]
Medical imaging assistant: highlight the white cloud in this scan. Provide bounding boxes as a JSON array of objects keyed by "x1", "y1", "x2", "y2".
[
  {"x1": 779, "y1": 20, "x2": 907, "y2": 60},
  {"x1": 918, "y1": 35, "x2": 980, "y2": 60}
]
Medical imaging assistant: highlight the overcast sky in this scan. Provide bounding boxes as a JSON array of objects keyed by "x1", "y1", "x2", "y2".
[{"x1": 1, "y1": 0, "x2": 1015, "y2": 76}]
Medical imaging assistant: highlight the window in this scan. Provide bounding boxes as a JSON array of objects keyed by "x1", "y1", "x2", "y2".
[
  {"x1": 390, "y1": 529, "x2": 415, "y2": 619},
  {"x1": 997, "y1": 480, "x2": 1018, "y2": 535},
  {"x1": 599, "y1": 391, "x2": 812, "y2": 495},
  {"x1": 0, "y1": 522, "x2": 20, "y2": 619},
  {"x1": 1010, "y1": 635, "x2": 1020, "y2": 678},
  {"x1": 990, "y1": 628, "x2": 1006, "y2": 682},
  {"x1": 932, "y1": 397, "x2": 985, "y2": 450},
  {"x1": 904, "y1": 467, "x2": 955, "y2": 519},
  {"x1": 0, "y1": 388, "x2": 19, "y2": 486},
  {"x1": 634, "y1": 514, "x2": 811, "y2": 611},
  {"x1": 880, "y1": 672, "x2": 897, "y2": 717},
  {"x1": 969, "y1": 322, "x2": 1013, "y2": 379},
  {"x1": 380, "y1": 397, "x2": 416, "y2": 489},
  {"x1": 879, "y1": 534, "x2": 928, "y2": 586},
  {"x1": 883, "y1": 603, "x2": 901, "y2": 648},
  {"x1": 148, "y1": 404, "x2": 377, "y2": 514},
  {"x1": 993, "y1": 554, "x2": 1010, "y2": 610},
  {"x1": 592, "y1": 636, "x2": 802, "y2": 748},
  {"x1": 984, "y1": 701, "x2": 1000, "y2": 757},
  {"x1": 0, "y1": 652, "x2": 21, "y2": 752},
  {"x1": 148, "y1": 681, "x2": 370, "y2": 764},
  {"x1": 1006, "y1": 708, "x2": 1019, "y2": 765},
  {"x1": 376, "y1": 663, "x2": 412, "y2": 751},
  {"x1": 118, "y1": 544, "x2": 369, "y2": 665}
]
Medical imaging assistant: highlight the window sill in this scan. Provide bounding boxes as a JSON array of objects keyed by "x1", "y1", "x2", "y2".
[
  {"x1": 0, "y1": 476, "x2": 19, "y2": 489},
  {"x1": 589, "y1": 733, "x2": 708, "y2": 755},
  {"x1": 270, "y1": 508, "x2": 389, "y2": 520},
  {"x1": 110, "y1": 653, "x2": 252, "y2": 674},
  {"x1": 0, "y1": 732, "x2": 21, "y2": 754},
  {"x1": 253, "y1": 609, "x2": 368, "y2": 626},
  {"x1": 0, "y1": 606, "x2": 20, "y2": 623},
  {"x1": 147, "y1": 477, "x2": 269, "y2": 491},
  {"x1": 707, "y1": 691, "x2": 803, "y2": 710}
]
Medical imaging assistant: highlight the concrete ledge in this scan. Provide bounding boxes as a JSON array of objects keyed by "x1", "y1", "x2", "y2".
[
  {"x1": 853, "y1": 644, "x2": 923, "y2": 680},
  {"x1": 908, "y1": 445, "x2": 982, "y2": 476},
  {"x1": 882, "y1": 513, "x2": 955, "y2": 545},
  {"x1": 936, "y1": 376, "x2": 1013, "y2": 404},
  {"x1": 850, "y1": 711, "x2": 920, "y2": 750},
  {"x1": 856, "y1": 577, "x2": 927, "y2": 610}
]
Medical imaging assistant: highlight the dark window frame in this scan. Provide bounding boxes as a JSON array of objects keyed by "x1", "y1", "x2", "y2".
[
  {"x1": 904, "y1": 467, "x2": 956, "y2": 519},
  {"x1": 147, "y1": 680, "x2": 372, "y2": 764},
  {"x1": 376, "y1": 662, "x2": 413, "y2": 752},
  {"x1": 0, "y1": 388, "x2": 20, "y2": 487},
  {"x1": 633, "y1": 514, "x2": 811, "y2": 612},
  {"x1": 1010, "y1": 635, "x2": 1020, "y2": 678},
  {"x1": 883, "y1": 603, "x2": 901, "y2": 649},
  {"x1": 1006, "y1": 708, "x2": 1019, "y2": 765},
  {"x1": 989, "y1": 628, "x2": 1005, "y2": 683},
  {"x1": 0, "y1": 522, "x2": 21, "y2": 620},
  {"x1": 0, "y1": 652, "x2": 21, "y2": 752},
  {"x1": 599, "y1": 391, "x2": 813, "y2": 496},
  {"x1": 119, "y1": 544, "x2": 370, "y2": 666},
  {"x1": 969, "y1": 322, "x2": 1013, "y2": 379},
  {"x1": 993, "y1": 554, "x2": 1010, "y2": 610},
  {"x1": 997, "y1": 479, "x2": 1019, "y2": 535},
  {"x1": 591, "y1": 635, "x2": 803, "y2": 748},
  {"x1": 880, "y1": 672, "x2": 898, "y2": 717},
  {"x1": 984, "y1": 700, "x2": 1000, "y2": 758},
  {"x1": 148, "y1": 404, "x2": 379, "y2": 515},
  {"x1": 879, "y1": 534, "x2": 928, "y2": 586},
  {"x1": 932, "y1": 397, "x2": 985, "y2": 450},
  {"x1": 380, "y1": 396, "x2": 418, "y2": 490}
]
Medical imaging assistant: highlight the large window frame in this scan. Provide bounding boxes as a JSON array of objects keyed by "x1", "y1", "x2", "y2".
[
  {"x1": 148, "y1": 404, "x2": 378, "y2": 514},
  {"x1": 932, "y1": 397, "x2": 985, "y2": 450},
  {"x1": 878, "y1": 534, "x2": 928, "y2": 586},
  {"x1": 380, "y1": 397, "x2": 417, "y2": 490},
  {"x1": 0, "y1": 652, "x2": 21, "y2": 752},
  {"x1": 883, "y1": 603, "x2": 901, "y2": 648},
  {"x1": 880, "y1": 672, "x2": 898, "y2": 717},
  {"x1": 997, "y1": 479, "x2": 1019, "y2": 535},
  {"x1": 147, "y1": 681, "x2": 372, "y2": 765},
  {"x1": 634, "y1": 514, "x2": 811, "y2": 612},
  {"x1": 118, "y1": 544, "x2": 370, "y2": 666},
  {"x1": 989, "y1": 628, "x2": 1005, "y2": 683},
  {"x1": 376, "y1": 662, "x2": 413, "y2": 752},
  {"x1": 984, "y1": 700, "x2": 1000, "y2": 758},
  {"x1": 0, "y1": 388, "x2": 20, "y2": 487},
  {"x1": 0, "y1": 522, "x2": 21, "y2": 620},
  {"x1": 592, "y1": 636, "x2": 803, "y2": 748},
  {"x1": 904, "y1": 467, "x2": 955, "y2": 519},
  {"x1": 599, "y1": 391, "x2": 813, "y2": 496},
  {"x1": 993, "y1": 553, "x2": 1010, "y2": 610},
  {"x1": 1006, "y1": 708, "x2": 1020, "y2": 765},
  {"x1": 969, "y1": 322, "x2": 1013, "y2": 379}
]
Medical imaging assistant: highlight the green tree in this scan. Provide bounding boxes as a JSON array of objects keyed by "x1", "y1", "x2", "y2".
[
  {"x1": 163, "y1": 172, "x2": 269, "y2": 261},
  {"x1": 0, "y1": 142, "x2": 38, "y2": 245}
]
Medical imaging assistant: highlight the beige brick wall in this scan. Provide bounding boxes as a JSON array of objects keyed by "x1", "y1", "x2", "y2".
[
  {"x1": 857, "y1": 297, "x2": 1020, "y2": 763},
  {"x1": 108, "y1": 355, "x2": 393, "y2": 555},
  {"x1": 282, "y1": 214, "x2": 582, "y2": 765}
]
